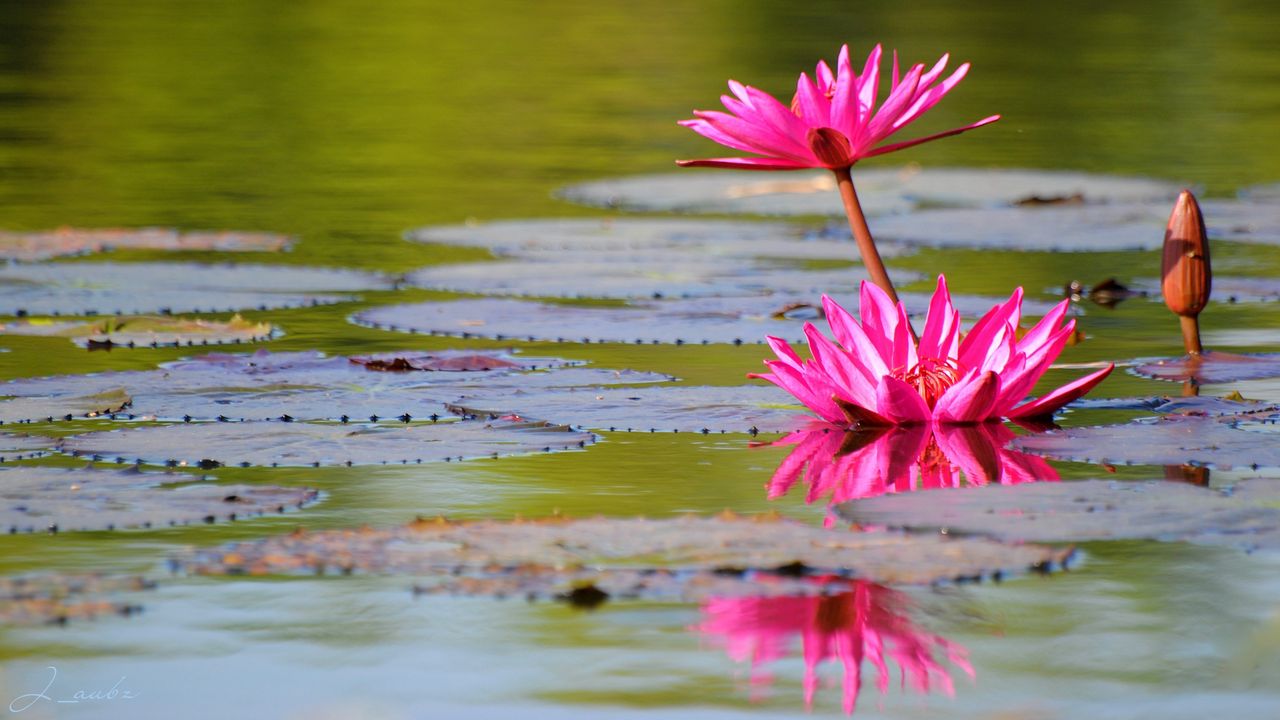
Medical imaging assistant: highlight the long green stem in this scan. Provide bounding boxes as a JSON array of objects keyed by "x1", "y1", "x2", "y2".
[{"x1": 832, "y1": 167, "x2": 899, "y2": 304}]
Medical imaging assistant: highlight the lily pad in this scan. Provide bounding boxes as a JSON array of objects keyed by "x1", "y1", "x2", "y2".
[
  {"x1": 0, "y1": 262, "x2": 394, "y2": 317},
  {"x1": 0, "y1": 314, "x2": 276, "y2": 348},
  {"x1": 60, "y1": 417, "x2": 597, "y2": 468},
  {"x1": 836, "y1": 478, "x2": 1280, "y2": 552},
  {"x1": 1008, "y1": 411, "x2": 1280, "y2": 470},
  {"x1": 0, "y1": 227, "x2": 291, "y2": 262},
  {"x1": 353, "y1": 293, "x2": 1060, "y2": 346},
  {"x1": 179, "y1": 513, "x2": 1074, "y2": 587},
  {"x1": 0, "y1": 350, "x2": 646, "y2": 423},
  {"x1": 1133, "y1": 351, "x2": 1280, "y2": 384},
  {"x1": 1067, "y1": 394, "x2": 1272, "y2": 416},
  {"x1": 0, "y1": 574, "x2": 154, "y2": 626},
  {"x1": 448, "y1": 384, "x2": 807, "y2": 434},
  {"x1": 0, "y1": 466, "x2": 318, "y2": 533},
  {"x1": 0, "y1": 433, "x2": 54, "y2": 461},
  {"x1": 862, "y1": 199, "x2": 1280, "y2": 252},
  {"x1": 557, "y1": 168, "x2": 1180, "y2": 216}
]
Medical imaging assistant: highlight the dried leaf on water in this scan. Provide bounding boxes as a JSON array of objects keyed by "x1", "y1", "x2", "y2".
[
  {"x1": 0, "y1": 466, "x2": 318, "y2": 533},
  {"x1": 836, "y1": 478, "x2": 1280, "y2": 552},
  {"x1": 60, "y1": 417, "x2": 597, "y2": 468},
  {"x1": 179, "y1": 513, "x2": 1075, "y2": 589},
  {"x1": 0, "y1": 314, "x2": 275, "y2": 348}
]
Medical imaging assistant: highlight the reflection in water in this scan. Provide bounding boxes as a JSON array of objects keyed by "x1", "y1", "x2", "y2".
[
  {"x1": 766, "y1": 421, "x2": 1058, "y2": 509},
  {"x1": 695, "y1": 580, "x2": 973, "y2": 714}
]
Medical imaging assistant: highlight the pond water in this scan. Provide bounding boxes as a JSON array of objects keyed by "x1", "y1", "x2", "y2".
[{"x1": 2, "y1": 1, "x2": 1280, "y2": 718}]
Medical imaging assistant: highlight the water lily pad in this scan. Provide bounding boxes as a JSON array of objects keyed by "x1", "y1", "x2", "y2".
[
  {"x1": 1008, "y1": 411, "x2": 1280, "y2": 470},
  {"x1": 836, "y1": 478, "x2": 1280, "y2": 552},
  {"x1": 0, "y1": 314, "x2": 276, "y2": 348},
  {"x1": 179, "y1": 513, "x2": 1074, "y2": 587},
  {"x1": 448, "y1": 384, "x2": 807, "y2": 434},
  {"x1": 0, "y1": 227, "x2": 291, "y2": 262},
  {"x1": 557, "y1": 168, "x2": 1179, "y2": 216},
  {"x1": 0, "y1": 574, "x2": 153, "y2": 626},
  {"x1": 353, "y1": 293, "x2": 1060, "y2": 346},
  {"x1": 1129, "y1": 275, "x2": 1280, "y2": 304},
  {"x1": 1240, "y1": 182, "x2": 1280, "y2": 203},
  {"x1": 863, "y1": 199, "x2": 1280, "y2": 252},
  {"x1": 0, "y1": 350, "x2": 642, "y2": 423},
  {"x1": 0, "y1": 433, "x2": 54, "y2": 460},
  {"x1": 1068, "y1": 394, "x2": 1272, "y2": 416},
  {"x1": 1133, "y1": 351, "x2": 1280, "y2": 384},
  {"x1": 60, "y1": 417, "x2": 597, "y2": 468},
  {"x1": 0, "y1": 466, "x2": 318, "y2": 533},
  {"x1": 0, "y1": 262, "x2": 393, "y2": 317}
]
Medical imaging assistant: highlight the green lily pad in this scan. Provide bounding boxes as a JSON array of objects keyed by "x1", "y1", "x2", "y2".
[
  {"x1": 0, "y1": 262, "x2": 394, "y2": 317},
  {"x1": 836, "y1": 478, "x2": 1280, "y2": 552},
  {"x1": 179, "y1": 513, "x2": 1074, "y2": 587},
  {"x1": 557, "y1": 168, "x2": 1180, "y2": 216},
  {"x1": 0, "y1": 314, "x2": 276, "y2": 348},
  {"x1": 0, "y1": 227, "x2": 291, "y2": 262},
  {"x1": 60, "y1": 417, "x2": 597, "y2": 468},
  {"x1": 0, "y1": 466, "x2": 318, "y2": 533},
  {"x1": 0, "y1": 574, "x2": 154, "y2": 626}
]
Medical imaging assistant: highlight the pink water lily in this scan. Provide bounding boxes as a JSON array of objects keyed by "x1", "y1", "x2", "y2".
[
  {"x1": 677, "y1": 43, "x2": 999, "y2": 172},
  {"x1": 696, "y1": 581, "x2": 973, "y2": 714},
  {"x1": 751, "y1": 276, "x2": 1114, "y2": 426}
]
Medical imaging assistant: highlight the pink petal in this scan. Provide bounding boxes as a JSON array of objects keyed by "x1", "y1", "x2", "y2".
[
  {"x1": 1016, "y1": 299, "x2": 1071, "y2": 356},
  {"x1": 750, "y1": 366, "x2": 846, "y2": 425},
  {"x1": 829, "y1": 44, "x2": 858, "y2": 141},
  {"x1": 1005, "y1": 364, "x2": 1116, "y2": 420},
  {"x1": 803, "y1": 323, "x2": 877, "y2": 408},
  {"x1": 875, "y1": 375, "x2": 932, "y2": 424},
  {"x1": 933, "y1": 370, "x2": 1001, "y2": 423},
  {"x1": 959, "y1": 286, "x2": 1022, "y2": 369},
  {"x1": 696, "y1": 111, "x2": 813, "y2": 162},
  {"x1": 855, "y1": 44, "x2": 883, "y2": 127},
  {"x1": 820, "y1": 295, "x2": 890, "y2": 379},
  {"x1": 793, "y1": 72, "x2": 831, "y2": 125},
  {"x1": 918, "y1": 275, "x2": 958, "y2": 361},
  {"x1": 676, "y1": 157, "x2": 813, "y2": 170},
  {"x1": 864, "y1": 114, "x2": 1001, "y2": 159},
  {"x1": 933, "y1": 422, "x2": 1003, "y2": 484},
  {"x1": 891, "y1": 62, "x2": 970, "y2": 131},
  {"x1": 859, "y1": 281, "x2": 899, "y2": 364}
]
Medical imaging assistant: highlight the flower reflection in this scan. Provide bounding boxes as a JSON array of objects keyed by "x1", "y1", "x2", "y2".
[
  {"x1": 766, "y1": 421, "x2": 1058, "y2": 507},
  {"x1": 696, "y1": 580, "x2": 973, "y2": 714}
]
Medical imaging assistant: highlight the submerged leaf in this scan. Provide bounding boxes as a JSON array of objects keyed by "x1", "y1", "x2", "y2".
[
  {"x1": 557, "y1": 168, "x2": 1179, "y2": 216},
  {"x1": 179, "y1": 513, "x2": 1074, "y2": 587},
  {"x1": 60, "y1": 417, "x2": 597, "y2": 468},
  {"x1": 0, "y1": 314, "x2": 275, "y2": 348},
  {"x1": 837, "y1": 478, "x2": 1280, "y2": 552},
  {"x1": 1133, "y1": 351, "x2": 1280, "y2": 384},
  {"x1": 0, "y1": 574, "x2": 154, "y2": 626},
  {"x1": 0, "y1": 262, "x2": 393, "y2": 316},
  {"x1": 0, "y1": 466, "x2": 318, "y2": 533},
  {"x1": 0, "y1": 227, "x2": 291, "y2": 262}
]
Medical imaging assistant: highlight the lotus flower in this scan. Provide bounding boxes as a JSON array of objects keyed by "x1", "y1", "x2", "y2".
[
  {"x1": 696, "y1": 581, "x2": 973, "y2": 714},
  {"x1": 752, "y1": 276, "x2": 1114, "y2": 426},
  {"x1": 677, "y1": 44, "x2": 999, "y2": 171},
  {"x1": 766, "y1": 421, "x2": 1058, "y2": 508}
]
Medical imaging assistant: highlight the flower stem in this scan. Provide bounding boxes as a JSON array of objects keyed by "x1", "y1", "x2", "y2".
[
  {"x1": 1179, "y1": 315, "x2": 1203, "y2": 355},
  {"x1": 832, "y1": 167, "x2": 900, "y2": 304}
]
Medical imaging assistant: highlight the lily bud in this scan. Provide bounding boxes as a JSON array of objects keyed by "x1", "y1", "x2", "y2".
[{"x1": 1161, "y1": 190, "x2": 1211, "y2": 354}]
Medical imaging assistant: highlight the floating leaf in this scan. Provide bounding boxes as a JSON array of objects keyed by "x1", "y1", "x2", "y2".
[
  {"x1": 61, "y1": 417, "x2": 597, "y2": 468},
  {"x1": 0, "y1": 466, "x2": 318, "y2": 533},
  {"x1": 837, "y1": 478, "x2": 1280, "y2": 552},
  {"x1": 1068, "y1": 394, "x2": 1272, "y2": 415},
  {"x1": 863, "y1": 199, "x2": 1280, "y2": 252},
  {"x1": 1008, "y1": 411, "x2": 1280, "y2": 470},
  {"x1": 448, "y1": 384, "x2": 807, "y2": 434},
  {"x1": 1133, "y1": 351, "x2": 1280, "y2": 384},
  {"x1": 557, "y1": 168, "x2": 1179, "y2": 216},
  {"x1": 0, "y1": 350, "x2": 645, "y2": 423},
  {"x1": 0, "y1": 227, "x2": 291, "y2": 262},
  {"x1": 0, "y1": 314, "x2": 275, "y2": 348},
  {"x1": 0, "y1": 574, "x2": 154, "y2": 626},
  {"x1": 179, "y1": 513, "x2": 1074, "y2": 587},
  {"x1": 0, "y1": 262, "x2": 393, "y2": 316},
  {"x1": 0, "y1": 432, "x2": 54, "y2": 460},
  {"x1": 353, "y1": 293, "x2": 1060, "y2": 346}
]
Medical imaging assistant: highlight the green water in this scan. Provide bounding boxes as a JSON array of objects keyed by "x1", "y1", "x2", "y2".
[{"x1": 2, "y1": 1, "x2": 1280, "y2": 717}]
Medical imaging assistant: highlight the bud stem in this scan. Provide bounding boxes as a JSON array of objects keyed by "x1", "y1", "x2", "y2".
[{"x1": 1179, "y1": 315, "x2": 1203, "y2": 355}]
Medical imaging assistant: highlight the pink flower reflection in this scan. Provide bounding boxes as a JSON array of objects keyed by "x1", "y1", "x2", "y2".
[
  {"x1": 766, "y1": 421, "x2": 1058, "y2": 506},
  {"x1": 696, "y1": 580, "x2": 973, "y2": 714}
]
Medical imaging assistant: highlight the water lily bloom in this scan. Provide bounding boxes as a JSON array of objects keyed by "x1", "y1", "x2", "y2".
[
  {"x1": 677, "y1": 44, "x2": 999, "y2": 172},
  {"x1": 751, "y1": 276, "x2": 1114, "y2": 426},
  {"x1": 766, "y1": 421, "x2": 1058, "y2": 507},
  {"x1": 678, "y1": 44, "x2": 998, "y2": 305},
  {"x1": 696, "y1": 581, "x2": 973, "y2": 714}
]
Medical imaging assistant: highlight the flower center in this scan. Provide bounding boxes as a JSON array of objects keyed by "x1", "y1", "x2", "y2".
[{"x1": 892, "y1": 357, "x2": 963, "y2": 408}]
